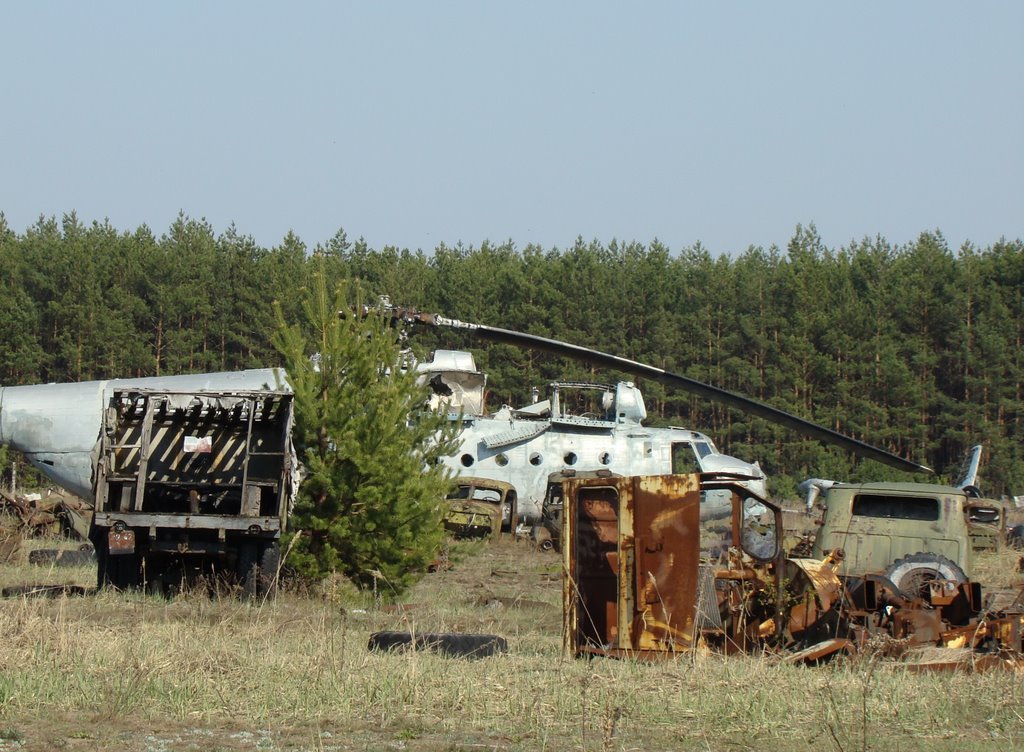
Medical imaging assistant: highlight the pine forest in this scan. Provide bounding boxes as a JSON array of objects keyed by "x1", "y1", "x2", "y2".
[{"x1": 0, "y1": 212, "x2": 1021, "y2": 499}]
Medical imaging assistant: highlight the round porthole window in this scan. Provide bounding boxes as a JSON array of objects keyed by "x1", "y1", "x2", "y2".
[
  {"x1": 599, "y1": 452, "x2": 612, "y2": 465},
  {"x1": 495, "y1": 453, "x2": 509, "y2": 467},
  {"x1": 460, "y1": 454, "x2": 475, "y2": 467},
  {"x1": 564, "y1": 452, "x2": 578, "y2": 466},
  {"x1": 529, "y1": 453, "x2": 543, "y2": 466}
]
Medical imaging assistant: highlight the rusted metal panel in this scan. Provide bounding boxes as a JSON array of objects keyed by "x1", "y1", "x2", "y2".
[
  {"x1": 565, "y1": 473, "x2": 705, "y2": 658},
  {"x1": 627, "y1": 475, "x2": 701, "y2": 652}
]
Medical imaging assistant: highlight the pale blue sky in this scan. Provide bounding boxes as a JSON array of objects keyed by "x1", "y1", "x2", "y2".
[{"x1": 2, "y1": 2, "x2": 1021, "y2": 255}]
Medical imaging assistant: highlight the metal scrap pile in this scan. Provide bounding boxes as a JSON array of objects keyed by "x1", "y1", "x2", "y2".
[
  {"x1": 561, "y1": 473, "x2": 1024, "y2": 671},
  {"x1": 785, "y1": 548, "x2": 1023, "y2": 671},
  {"x1": 0, "y1": 488, "x2": 93, "y2": 562}
]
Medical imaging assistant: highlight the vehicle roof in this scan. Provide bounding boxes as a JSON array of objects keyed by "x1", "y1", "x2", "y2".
[
  {"x1": 832, "y1": 481, "x2": 967, "y2": 496},
  {"x1": 545, "y1": 469, "x2": 621, "y2": 482},
  {"x1": 453, "y1": 476, "x2": 516, "y2": 492}
]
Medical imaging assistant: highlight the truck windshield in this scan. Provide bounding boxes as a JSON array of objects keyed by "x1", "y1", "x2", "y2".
[{"x1": 852, "y1": 494, "x2": 939, "y2": 521}]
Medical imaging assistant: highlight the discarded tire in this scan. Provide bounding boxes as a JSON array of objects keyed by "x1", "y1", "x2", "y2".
[
  {"x1": 368, "y1": 631, "x2": 508, "y2": 658},
  {"x1": 27, "y1": 549, "x2": 58, "y2": 565},
  {"x1": 883, "y1": 552, "x2": 967, "y2": 599},
  {"x1": 28, "y1": 548, "x2": 96, "y2": 567}
]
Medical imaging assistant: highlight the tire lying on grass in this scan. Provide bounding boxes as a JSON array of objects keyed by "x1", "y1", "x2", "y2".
[
  {"x1": 368, "y1": 631, "x2": 508, "y2": 658},
  {"x1": 27, "y1": 548, "x2": 96, "y2": 567}
]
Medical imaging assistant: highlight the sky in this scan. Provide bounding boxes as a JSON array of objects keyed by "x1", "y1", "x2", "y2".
[{"x1": 2, "y1": 2, "x2": 1021, "y2": 257}]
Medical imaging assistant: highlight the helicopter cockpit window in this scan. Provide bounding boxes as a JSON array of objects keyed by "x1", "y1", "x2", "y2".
[
  {"x1": 694, "y1": 442, "x2": 712, "y2": 459},
  {"x1": 671, "y1": 442, "x2": 700, "y2": 474},
  {"x1": 740, "y1": 497, "x2": 778, "y2": 561}
]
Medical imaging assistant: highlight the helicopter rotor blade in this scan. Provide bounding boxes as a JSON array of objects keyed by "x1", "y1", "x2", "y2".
[{"x1": 383, "y1": 305, "x2": 932, "y2": 475}]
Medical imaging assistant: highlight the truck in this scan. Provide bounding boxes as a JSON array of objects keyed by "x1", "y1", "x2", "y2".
[
  {"x1": 443, "y1": 477, "x2": 518, "y2": 539},
  {"x1": 90, "y1": 387, "x2": 296, "y2": 597},
  {"x1": 806, "y1": 481, "x2": 974, "y2": 597}
]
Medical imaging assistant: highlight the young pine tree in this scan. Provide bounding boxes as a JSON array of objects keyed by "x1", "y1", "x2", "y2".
[{"x1": 273, "y1": 272, "x2": 459, "y2": 594}]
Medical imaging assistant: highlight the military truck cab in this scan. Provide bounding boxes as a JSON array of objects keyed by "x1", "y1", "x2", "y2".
[{"x1": 809, "y1": 482, "x2": 973, "y2": 596}]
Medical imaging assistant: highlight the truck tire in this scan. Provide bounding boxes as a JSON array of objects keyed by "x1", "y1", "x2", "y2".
[
  {"x1": 1008, "y1": 525, "x2": 1024, "y2": 550},
  {"x1": 238, "y1": 542, "x2": 259, "y2": 598},
  {"x1": 56, "y1": 549, "x2": 96, "y2": 567},
  {"x1": 883, "y1": 552, "x2": 967, "y2": 599},
  {"x1": 28, "y1": 548, "x2": 94, "y2": 566},
  {"x1": 258, "y1": 542, "x2": 280, "y2": 599},
  {"x1": 112, "y1": 553, "x2": 141, "y2": 590},
  {"x1": 367, "y1": 631, "x2": 508, "y2": 658},
  {"x1": 240, "y1": 541, "x2": 280, "y2": 600},
  {"x1": 94, "y1": 538, "x2": 110, "y2": 589}
]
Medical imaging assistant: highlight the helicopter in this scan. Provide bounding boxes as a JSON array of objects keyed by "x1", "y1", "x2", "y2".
[{"x1": 415, "y1": 347, "x2": 768, "y2": 525}]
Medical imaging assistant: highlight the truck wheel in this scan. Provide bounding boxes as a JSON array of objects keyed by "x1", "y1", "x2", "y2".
[
  {"x1": 240, "y1": 542, "x2": 280, "y2": 600},
  {"x1": 55, "y1": 549, "x2": 96, "y2": 567},
  {"x1": 258, "y1": 542, "x2": 280, "y2": 599},
  {"x1": 143, "y1": 554, "x2": 167, "y2": 597},
  {"x1": 1008, "y1": 525, "x2": 1024, "y2": 550},
  {"x1": 238, "y1": 542, "x2": 260, "y2": 598},
  {"x1": 94, "y1": 538, "x2": 111, "y2": 590},
  {"x1": 112, "y1": 553, "x2": 141, "y2": 590},
  {"x1": 883, "y1": 552, "x2": 967, "y2": 599},
  {"x1": 94, "y1": 537, "x2": 140, "y2": 591}
]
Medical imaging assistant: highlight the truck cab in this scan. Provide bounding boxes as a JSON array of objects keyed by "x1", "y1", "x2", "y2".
[{"x1": 808, "y1": 481, "x2": 973, "y2": 595}]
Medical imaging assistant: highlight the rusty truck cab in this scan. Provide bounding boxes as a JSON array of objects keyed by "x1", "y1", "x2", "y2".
[{"x1": 562, "y1": 472, "x2": 784, "y2": 658}]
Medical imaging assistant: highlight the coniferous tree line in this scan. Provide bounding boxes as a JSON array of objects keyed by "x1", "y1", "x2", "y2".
[{"x1": 0, "y1": 212, "x2": 1021, "y2": 499}]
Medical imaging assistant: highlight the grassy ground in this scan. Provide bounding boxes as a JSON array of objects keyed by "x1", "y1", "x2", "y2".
[{"x1": 0, "y1": 535, "x2": 1020, "y2": 751}]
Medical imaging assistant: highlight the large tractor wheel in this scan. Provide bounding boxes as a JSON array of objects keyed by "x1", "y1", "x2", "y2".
[{"x1": 883, "y1": 552, "x2": 967, "y2": 599}]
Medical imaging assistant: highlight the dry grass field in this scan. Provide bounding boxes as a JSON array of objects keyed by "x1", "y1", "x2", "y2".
[{"x1": 0, "y1": 534, "x2": 1021, "y2": 752}]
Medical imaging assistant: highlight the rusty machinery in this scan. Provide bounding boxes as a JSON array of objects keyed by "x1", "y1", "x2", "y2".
[{"x1": 561, "y1": 472, "x2": 1024, "y2": 669}]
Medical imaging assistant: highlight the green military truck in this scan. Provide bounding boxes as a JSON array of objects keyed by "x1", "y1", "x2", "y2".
[{"x1": 807, "y1": 480, "x2": 974, "y2": 596}]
